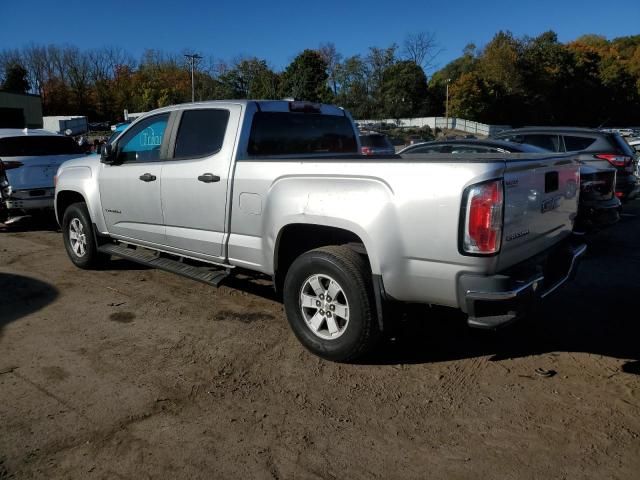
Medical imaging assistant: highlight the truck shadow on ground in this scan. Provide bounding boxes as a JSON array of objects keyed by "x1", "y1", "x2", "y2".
[
  {"x1": 0, "y1": 273, "x2": 58, "y2": 341},
  {"x1": 368, "y1": 289, "x2": 639, "y2": 374},
  {"x1": 366, "y1": 211, "x2": 640, "y2": 372},
  {"x1": 204, "y1": 209, "x2": 640, "y2": 372}
]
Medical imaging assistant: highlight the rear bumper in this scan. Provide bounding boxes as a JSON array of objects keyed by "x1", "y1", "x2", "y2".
[
  {"x1": 615, "y1": 175, "x2": 640, "y2": 202},
  {"x1": 4, "y1": 188, "x2": 55, "y2": 211},
  {"x1": 460, "y1": 241, "x2": 587, "y2": 328},
  {"x1": 575, "y1": 197, "x2": 621, "y2": 231}
]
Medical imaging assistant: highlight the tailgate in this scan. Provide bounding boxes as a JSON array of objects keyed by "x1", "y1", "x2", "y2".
[
  {"x1": 4, "y1": 154, "x2": 83, "y2": 190},
  {"x1": 497, "y1": 153, "x2": 579, "y2": 271}
]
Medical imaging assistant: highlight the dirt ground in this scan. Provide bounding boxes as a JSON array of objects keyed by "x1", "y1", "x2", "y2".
[{"x1": 1, "y1": 205, "x2": 639, "y2": 480}]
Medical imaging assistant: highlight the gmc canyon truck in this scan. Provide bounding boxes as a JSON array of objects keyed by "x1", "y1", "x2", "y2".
[{"x1": 55, "y1": 100, "x2": 586, "y2": 361}]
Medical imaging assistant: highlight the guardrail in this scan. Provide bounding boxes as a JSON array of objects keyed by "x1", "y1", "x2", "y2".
[{"x1": 355, "y1": 116, "x2": 510, "y2": 137}]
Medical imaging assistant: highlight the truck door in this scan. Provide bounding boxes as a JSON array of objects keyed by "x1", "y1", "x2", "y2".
[
  {"x1": 160, "y1": 105, "x2": 241, "y2": 260},
  {"x1": 98, "y1": 113, "x2": 171, "y2": 245}
]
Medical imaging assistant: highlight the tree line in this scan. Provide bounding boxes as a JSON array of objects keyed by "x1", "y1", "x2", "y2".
[{"x1": 1, "y1": 31, "x2": 639, "y2": 126}]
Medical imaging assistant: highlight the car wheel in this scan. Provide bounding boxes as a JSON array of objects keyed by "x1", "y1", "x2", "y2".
[
  {"x1": 283, "y1": 245, "x2": 380, "y2": 362},
  {"x1": 62, "y1": 202, "x2": 108, "y2": 269}
]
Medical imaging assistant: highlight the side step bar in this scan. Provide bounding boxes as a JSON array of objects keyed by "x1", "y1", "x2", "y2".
[{"x1": 98, "y1": 242, "x2": 230, "y2": 287}]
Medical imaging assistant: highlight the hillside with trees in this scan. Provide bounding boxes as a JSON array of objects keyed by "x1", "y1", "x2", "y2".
[{"x1": 1, "y1": 31, "x2": 639, "y2": 126}]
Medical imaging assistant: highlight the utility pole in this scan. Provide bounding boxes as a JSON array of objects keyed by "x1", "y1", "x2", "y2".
[
  {"x1": 445, "y1": 78, "x2": 451, "y2": 131},
  {"x1": 184, "y1": 53, "x2": 203, "y2": 103}
]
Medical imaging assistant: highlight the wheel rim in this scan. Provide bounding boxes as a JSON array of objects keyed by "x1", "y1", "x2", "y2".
[
  {"x1": 69, "y1": 218, "x2": 87, "y2": 258},
  {"x1": 299, "y1": 274, "x2": 349, "y2": 340}
]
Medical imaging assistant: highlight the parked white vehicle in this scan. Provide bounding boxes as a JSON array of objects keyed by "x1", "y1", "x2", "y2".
[
  {"x1": 627, "y1": 138, "x2": 640, "y2": 154},
  {"x1": 0, "y1": 129, "x2": 87, "y2": 217},
  {"x1": 55, "y1": 101, "x2": 586, "y2": 361}
]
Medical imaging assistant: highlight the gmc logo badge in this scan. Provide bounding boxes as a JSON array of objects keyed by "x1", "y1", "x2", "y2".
[{"x1": 541, "y1": 196, "x2": 562, "y2": 213}]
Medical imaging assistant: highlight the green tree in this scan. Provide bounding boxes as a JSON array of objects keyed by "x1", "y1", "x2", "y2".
[
  {"x1": 334, "y1": 55, "x2": 373, "y2": 118},
  {"x1": 280, "y1": 50, "x2": 332, "y2": 102},
  {"x1": 2, "y1": 62, "x2": 30, "y2": 93},
  {"x1": 448, "y1": 72, "x2": 491, "y2": 121},
  {"x1": 429, "y1": 43, "x2": 478, "y2": 116},
  {"x1": 519, "y1": 31, "x2": 575, "y2": 124},
  {"x1": 218, "y1": 58, "x2": 279, "y2": 99},
  {"x1": 380, "y1": 60, "x2": 428, "y2": 119},
  {"x1": 478, "y1": 31, "x2": 524, "y2": 95}
]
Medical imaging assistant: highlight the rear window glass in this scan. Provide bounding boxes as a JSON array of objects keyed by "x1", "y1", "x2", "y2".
[
  {"x1": 405, "y1": 145, "x2": 445, "y2": 154},
  {"x1": 449, "y1": 145, "x2": 497, "y2": 153},
  {"x1": 609, "y1": 133, "x2": 636, "y2": 156},
  {"x1": 360, "y1": 135, "x2": 391, "y2": 148},
  {"x1": 174, "y1": 109, "x2": 229, "y2": 159},
  {"x1": 522, "y1": 135, "x2": 560, "y2": 151},
  {"x1": 248, "y1": 112, "x2": 357, "y2": 156},
  {"x1": 0, "y1": 136, "x2": 83, "y2": 156},
  {"x1": 563, "y1": 136, "x2": 596, "y2": 152}
]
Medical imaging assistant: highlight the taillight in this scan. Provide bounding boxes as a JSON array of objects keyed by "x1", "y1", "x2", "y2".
[
  {"x1": 462, "y1": 180, "x2": 504, "y2": 255},
  {"x1": 596, "y1": 154, "x2": 633, "y2": 172},
  {"x1": 2, "y1": 160, "x2": 23, "y2": 170},
  {"x1": 361, "y1": 146, "x2": 373, "y2": 155}
]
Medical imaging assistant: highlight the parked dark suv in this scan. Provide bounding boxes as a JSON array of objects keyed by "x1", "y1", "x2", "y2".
[
  {"x1": 494, "y1": 127, "x2": 639, "y2": 202},
  {"x1": 359, "y1": 131, "x2": 396, "y2": 155}
]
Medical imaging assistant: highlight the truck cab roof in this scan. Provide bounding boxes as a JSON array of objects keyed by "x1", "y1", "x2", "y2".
[{"x1": 142, "y1": 100, "x2": 347, "y2": 118}]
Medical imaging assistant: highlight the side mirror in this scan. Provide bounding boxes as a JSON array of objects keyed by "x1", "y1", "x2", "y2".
[{"x1": 100, "y1": 143, "x2": 117, "y2": 164}]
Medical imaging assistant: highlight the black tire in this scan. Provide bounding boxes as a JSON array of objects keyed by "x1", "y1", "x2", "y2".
[
  {"x1": 62, "y1": 202, "x2": 108, "y2": 269},
  {"x1": 283, "y1": 245, "x2": 381, "y2": 362}
]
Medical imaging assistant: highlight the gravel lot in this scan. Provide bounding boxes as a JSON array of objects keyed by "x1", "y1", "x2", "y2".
[{"x1": 1, "y1": 204, "x2": 640, "y2": 479}]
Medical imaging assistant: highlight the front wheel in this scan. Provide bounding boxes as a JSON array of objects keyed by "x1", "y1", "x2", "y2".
[
  {"x1": 62, "y1": 202, "x2": 108, "y2": 269},
  {"x1": 283, "y1": 246, "x2": 380, "y2": 362}
]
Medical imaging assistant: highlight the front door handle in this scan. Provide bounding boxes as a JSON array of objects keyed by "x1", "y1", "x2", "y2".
[
  {"x1": 139, "y1": 173, "x2": 156, "y2": 182},
  {"x1": 198, "y1": 173, "x2": 221, "y2": 183}
]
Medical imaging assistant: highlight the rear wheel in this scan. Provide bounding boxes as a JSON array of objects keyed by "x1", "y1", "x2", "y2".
[
  {"x1": 283, "y1": 245, "x2": 380, "y2": 362},
  {"x1": 62, "y1": 202, "x2": 108, "y2": 269}
]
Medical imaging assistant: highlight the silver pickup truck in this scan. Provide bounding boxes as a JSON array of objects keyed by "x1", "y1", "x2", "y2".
[{"x1": 54, "y1": 100, "x2": 586, "y2": 361}]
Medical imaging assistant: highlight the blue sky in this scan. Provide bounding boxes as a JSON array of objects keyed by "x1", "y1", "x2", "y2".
[{"x1": 2, "y1": 0, "x2": 639, "y2": 73}]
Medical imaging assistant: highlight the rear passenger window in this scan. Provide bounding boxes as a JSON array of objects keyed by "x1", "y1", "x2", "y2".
[
  {"x1": 248, "y1": 112, "x2": 358, "y2": 156},
  {"x1": 522, "y1": 135, "x2": 560, "y2": 152},
  {"x1": 563, "y1": 136, "x2": 595, "y2": 152},
  {"x1": 174, "y1": 109, "x2": 229, "y2": 159}
]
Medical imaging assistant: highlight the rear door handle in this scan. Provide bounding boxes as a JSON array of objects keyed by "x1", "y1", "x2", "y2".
[
  {"x1": 139, "y1": 173, "x2": 157, "y2": 182},
  {"x1": 198, "y1": 173, "x2": 221, "y2": 183}
]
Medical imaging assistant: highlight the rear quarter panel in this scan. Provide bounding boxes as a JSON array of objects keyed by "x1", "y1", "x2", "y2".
[{"x1": 228, "y1": 157, "x2": 506, "y2": 307}]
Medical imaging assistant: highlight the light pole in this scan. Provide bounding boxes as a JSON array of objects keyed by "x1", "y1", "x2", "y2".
[
  {"x1": 184, "y1": 53, "x2": 203, "y2": 103},
  {"x1": 445, "y1": 78, "x2": 451, "y2": 131}
]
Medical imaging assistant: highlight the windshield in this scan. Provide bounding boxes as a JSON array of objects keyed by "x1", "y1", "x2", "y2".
[
  {"x1": 609, "y1": 133, "x2": 636, "y2": 157},
  {"x1": 107, "y1": 130, "x2": 120, "y2": 145}
]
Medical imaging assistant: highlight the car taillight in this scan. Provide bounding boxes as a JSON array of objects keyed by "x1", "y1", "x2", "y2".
[
  {"x1": 361, "y1": 146, "x2": 373, "y2": 155},
  {"x1": 462, "y1": 180, "x2": 504, "y2": 255},
  {"x1": 596, "y1": 154, "x2": 633, "y2": 172},
  {"x1": 1, "y1": 160, "x2": 23, "y2": 170}
]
